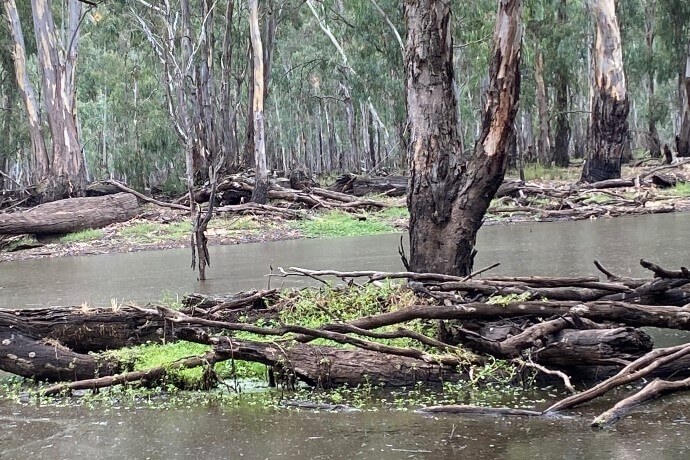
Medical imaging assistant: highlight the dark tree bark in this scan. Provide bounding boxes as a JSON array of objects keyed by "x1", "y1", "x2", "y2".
[
  {"x1": 581, "y1": 0, "x2": 630, "y2": 182},
  {"x1": 678, "y1": 42, "x2": 690, "y2": 157},
  {"x1": 405, "y1": 0, "x2": 522, "y2": 276},
  {"x1": 552, "y1": 0, "x2": 571, "y2": 167},
  {"x1": 534, "y1": 50, "x2": 552, "y2": 164},
  {"x1": 644, "y1": 0, "x2": 661, "y2": 159}
]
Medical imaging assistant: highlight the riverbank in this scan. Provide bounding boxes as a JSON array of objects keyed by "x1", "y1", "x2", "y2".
[{"x1": 2, "y1": 162, "x2": 690, "y2": 263}]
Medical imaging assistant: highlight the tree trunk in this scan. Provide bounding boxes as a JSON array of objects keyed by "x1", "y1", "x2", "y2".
[
  {"x1": 581, "y1": 0, "x2": 629, "y2": 182},
  {"x1": 3, "y1": 0, "x2": 50, "y2": 183},
  {"x1": 552, "y1": 0, "x2": 571, "y2": 167},
  {"x1": 535, "y1": 50, "x2": 552, "y2": 164},
  {"x1": 0, "y1": 193, "x2": 139, "y2": 235},
  {"x1": 677, "y1": 42, "x2": 690, "y2": 157},
  {"x1": 644, "y1": 0, "x2": 660, "y2": 158},
  {"x1": 406, "y1": 0, "x2": 522, "y2": 276},
  {"x1": 248, "y1": 0, "x2": 269, "y2": 204},
  {"x1": 31, "y1": 0, "x2": 87, "y2": 198}
]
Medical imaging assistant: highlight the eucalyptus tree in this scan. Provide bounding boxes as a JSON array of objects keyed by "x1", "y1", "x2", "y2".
[
  {"x1": 3, "y1": 0, "x2": 87, "y2": 200},
  {"x1": 581, "y1": 0, "x2": 629, "y2": 182},
  {"x1": 656, "y1": 0, "x2": 690, "y2": 155},
  {"x1": 248, "y1": 0, "x2": 268, "y2": 203},
  {"x1": 406, "y1": 0, "x2": 523, "y2": 276}
]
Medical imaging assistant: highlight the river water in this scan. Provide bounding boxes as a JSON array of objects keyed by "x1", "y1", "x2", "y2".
[
  {"x1": 1, "y1": 212, "x2": 690, "y2": 458},
  {"x1": 1, "y1": 212, "x2": 689, "y2": 309}
]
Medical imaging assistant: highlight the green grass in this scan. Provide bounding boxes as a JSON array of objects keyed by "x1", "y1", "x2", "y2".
[
  {"x1": 209, "y1": 216, "x2": 262, "y2": 232},
  {"x1": 672, "y1": 182, "x2": 690, "y2": 197},
  {"x1": 119, "y1": 221, "x2": 192, "y2": 242},
  {"x1": 375, "y1": 206, "x2": 409, "y2": 219},
  {"x1": 296, "y1": 210, "x2": 395, "y2": 238},
  {"x1": 59, "y1": 228, "x2": 103, "y2": 243},
  {"x1": 514, "y1": 164, "x2": 580, "y2": 181}
]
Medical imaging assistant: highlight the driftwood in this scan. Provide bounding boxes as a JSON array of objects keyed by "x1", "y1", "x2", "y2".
[
  {"x1": 591, "y1": 376, "x2": 690, "y2": 428},
  {"x1": 0, "y1": 193, "x2": 139, "y2": 235},
  {"x1": 183, "y1": 175, "x2": 392, "y2": 212},
  {"x1": 328, "y1": 173, "x2": 407, "y2": 197}
]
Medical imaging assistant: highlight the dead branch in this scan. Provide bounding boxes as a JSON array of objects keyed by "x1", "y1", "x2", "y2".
[
  {"x1": 591, "y1": 376, "x2": 690, "y2": 429},
  {"x1": 545, "y1": 343, "x2": 690, "y2": 414},
  {"x1": 105, "y1": 180, "x2": 190, "y2": 211}
]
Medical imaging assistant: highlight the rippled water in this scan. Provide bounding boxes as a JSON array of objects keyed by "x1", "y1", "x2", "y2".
[{"x1": 2, "y1": 212, "x2": 690, "y2": 458}]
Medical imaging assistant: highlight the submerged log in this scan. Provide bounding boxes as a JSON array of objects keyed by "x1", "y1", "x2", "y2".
[{"x1": 0, "y1": 193, "x2": 139, "y2": 235}]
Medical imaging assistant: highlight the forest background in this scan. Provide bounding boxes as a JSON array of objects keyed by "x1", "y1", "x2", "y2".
[{"x1": 0, "y1": 0, "x2": 688, "y2": 197}]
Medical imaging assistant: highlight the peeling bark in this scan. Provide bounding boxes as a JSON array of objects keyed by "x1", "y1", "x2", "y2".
[
  {"x1": 581, "y1": 0, "x2": 629, "y2": 182},
  {"x1": 2, "y1": 0, "x2": 50, "y2": 182},
  {"x1": 406, "y1": 0, "x2": 523, "y2": 276},
  {"x1": 31, "y1": 0, "x2": 87, "y2": 198},
  {"x1": 248, "y1": 0, "x2": 269, "y2": 204}
]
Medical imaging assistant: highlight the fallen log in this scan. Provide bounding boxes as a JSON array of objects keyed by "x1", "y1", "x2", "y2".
[
  {"x1": 545, "y1": 343, "x2": 690, "y2": 414},
  {"x1": 328, "y1": 174, "x2": 408, "y2": 197},
  {"x1": 0, "y1": 193, "x2": 139, "y2": 235},
  {"x1": 0, "y1": 306, "x2": 168, "y2": 353},
  {"x1": 591, "y1": 376, "x2": 690, "y2": 429},
  {"x1": 40, "y1": 350, "x2": 223, "y2": 396},
  {"x1": 0, "y1": 326, "x2": 117, "y2": 381},
  {"x1": 180, "y1": 331, "x2": 465, "y2": 388}
]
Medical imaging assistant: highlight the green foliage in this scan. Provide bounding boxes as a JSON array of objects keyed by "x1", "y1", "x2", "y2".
[
  {"x1": 296, "y1": 211, "x2": 394, "y2": 238},
  {"x1": 671, "y1": 182, "x2": 690, "y2": 197},
  {"x1": 518, "y1": 164, "x2": 579, "y2": 181},
  {"x1": 58, "y1": 229, "x2": 104, "y2": 244},
  {"x1": 112, "y1": 341, "x2": 212, "y2": 389},
  {"x1": 118, "y1": 221, "x2": 192, "y2": 242},
  {"x1": 487, "y1": 292, "x2": 532, "y2": 306},
  {"x1": 280, "y1": 282, "x2": 414, "y2": 326}
]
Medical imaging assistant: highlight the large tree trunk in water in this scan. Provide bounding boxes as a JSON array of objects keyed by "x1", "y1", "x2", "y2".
[
  {"x1": 31, "y1": 0, "x2": 87, "y2": 199},
  {"x1": 406, "y1": 0, "x2": 522, "y2": 276},
  {"x1": 3, "y1": 0, "x2": 50, "y2": 183},
  {"x1": 677, "y1": 42, "x2": 690, "y2": 157},
  {"x1": 0, "y1": 193, "x2": 139, "y2": 235},
  {"x1": 581, "y1": 0, "x2": 629, "y2": 183},
  {"x1": 248, "y1": 0, "x2": 268, "y2": 204}
]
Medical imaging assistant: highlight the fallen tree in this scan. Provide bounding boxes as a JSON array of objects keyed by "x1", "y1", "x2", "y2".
[
  {"x1": 2, "y1": 259, "x2": 690, "y2": 428},
  {"x1": 0, "y1": 193, "x2": 139, "y2": 235}
]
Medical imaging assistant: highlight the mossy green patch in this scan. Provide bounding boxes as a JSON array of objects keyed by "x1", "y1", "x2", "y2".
[
  {"x1": 118, "y1": 220, "x2": 192, "y2": 242},
  {"x1": 59, "y1": 228, "x2": 103, "y2": 243},
  {"x1": 672, "y1": 181, "x2": 690, "y2": 197},
  {"x1": 296, "y1": 211, "x2": 394, "y2": 238},
  {"x1": 514, "y1": 164, "x2": 580, "y2": 181}
]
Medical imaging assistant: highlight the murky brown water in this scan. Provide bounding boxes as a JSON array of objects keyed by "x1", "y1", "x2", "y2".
[
  {"x1": 1, "y1": 212, "x2": 690, "y2": 458},
  {"x1": 1, "y1": 212, "x2": 688, "y2": 309},
  {"x1": 1, "y1": 393, "x2": 690, "y2": 459}
]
